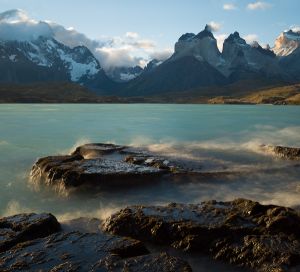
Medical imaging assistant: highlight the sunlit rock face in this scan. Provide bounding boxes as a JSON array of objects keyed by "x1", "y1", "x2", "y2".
[
  {"x1": 273, "y1": 30, "x2": 300, "y2": 57},
  {"x1": 275, "y1": 30, "x2": 300, "y2": 81}
]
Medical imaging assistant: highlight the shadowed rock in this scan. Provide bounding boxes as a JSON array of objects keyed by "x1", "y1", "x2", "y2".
[
  {"x1": 103, "y1": 199, "x2": 300, "y2": 271},
  {"x1": 0, "y1": 213, "x2": 191, "y2": 272},
  {"x1": 0, "y1": 213, "x2": 60, "y2": 253}
]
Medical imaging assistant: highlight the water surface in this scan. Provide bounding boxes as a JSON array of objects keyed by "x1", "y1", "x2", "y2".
[{"x1": 0, "y1": 104, "x2": 299, "y2": 220}]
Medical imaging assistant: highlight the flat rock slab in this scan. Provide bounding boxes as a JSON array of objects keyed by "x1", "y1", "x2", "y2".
[
  {"x1": 0, "y1": 231, "x2": 191, "y2": 271},
  {"x1": 0, "y1": 213, "x2": 191, "y2": 272},
  {"x1": 103, "y1": 198, "x2": 300, "y2": 271},
  {"x1": 0, "y1": 213, "x2": 60, "y2": 253},
  {"x1": 30, "y1": 143, "x2": 185, "y2": 194}
]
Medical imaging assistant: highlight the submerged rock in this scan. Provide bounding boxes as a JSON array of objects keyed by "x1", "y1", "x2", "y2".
[
  {"x1": 0, "y1": 213, "x2": 60, "y2": 253},
  {"x1": 0, "y1": 213, "x2": 191, "y2": 272},
  {"x1": 103, "y1": 199, "x2": 300, "y2": 271},
  {"x1": 30, "y1": 143, "x2": 186, "y2": 194}
]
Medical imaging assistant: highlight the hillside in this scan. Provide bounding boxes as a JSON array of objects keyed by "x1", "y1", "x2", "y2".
[
  {"x1": 0, "y1": 83, "x2": 126, "y2": 103},
  {"x1": 208, "y1": 84, "x2": 300, "y2": 105}
]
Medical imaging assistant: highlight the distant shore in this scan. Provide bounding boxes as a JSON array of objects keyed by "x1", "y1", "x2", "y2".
[{"x1": 0, "y1": 82, "x2": 299, "y2": 105}]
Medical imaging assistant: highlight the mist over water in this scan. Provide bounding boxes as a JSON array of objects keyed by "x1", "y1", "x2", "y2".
[{"x1": 0, "y1": 104, "x2": 300, "y2": 223}]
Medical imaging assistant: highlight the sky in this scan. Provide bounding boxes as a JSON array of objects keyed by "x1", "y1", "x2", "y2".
[{"x1": 0, "y1": 0, "x2": 299, "y2": 69}]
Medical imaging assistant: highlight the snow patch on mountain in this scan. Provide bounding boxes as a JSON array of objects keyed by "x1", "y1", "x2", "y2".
[{"x1": 57, "y1": 48, "x2": 100, "y2": 81}]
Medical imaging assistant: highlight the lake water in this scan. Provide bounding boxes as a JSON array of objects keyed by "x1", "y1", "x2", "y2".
[{"x1": 0, "y1": 104, "x2": 300, "y2": 221}]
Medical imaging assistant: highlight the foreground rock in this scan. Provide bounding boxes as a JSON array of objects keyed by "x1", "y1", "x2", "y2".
[
  {"x1": 272, "y1": 145, "x2": 300, "y2": 160},
  {"x1": 104, "y1": 199, "x2": 300, "y2": 271},
  {"x1": 0, "y1": 213, "x2": 191, "y2": 272},
  {"x1": 261, "y1": 145, "x2": 300, "y2": 160},
  {"x1": 0, "y1": 213, "x2": 60, "y2": 253},
  {"x1": 30, "y1": 143, "x2": 186, "y2": 194}
]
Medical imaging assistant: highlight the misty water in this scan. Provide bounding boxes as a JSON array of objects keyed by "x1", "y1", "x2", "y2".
[{"x1": 0, "y1": 104, "x2": 300, "y2": 271}]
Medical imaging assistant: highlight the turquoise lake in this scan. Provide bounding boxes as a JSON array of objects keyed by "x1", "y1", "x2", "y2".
[{"x1": 0, "y1": 104, "x2": 300, "y2": 221}]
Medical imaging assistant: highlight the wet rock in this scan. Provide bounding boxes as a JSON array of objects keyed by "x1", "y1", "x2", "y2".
[
  {"x1": 103, "y1": 199, "x2": 300, "y2": 271},
  {"x1": 0, "y1": 213, "x2": 60, "y2": 253},
  {"x1": 72, "y1": 143, "x2": 126, "y2": 158},
  {"x1": 213, "y1": 234, "x2": 300, "y2": 271},
  {"x1": 273, "y1": 146, "x2": 300, "y2": 160},
  {"x1": 260, "y1": 145, "x2": 300, "y2": 160},
  {"x1": 30, "y1": 143, "x2": 184, "y2": 194},
  {"x1": 125, "y1": 154, "x2": 180, "y2": 172},
  {"x1": 0, "y1": 231, "x2": 191, "y2": 272},
  {"x1": 95, "y1": 252, "x2": 192, "y2": 272},
  {"x1": 0, "y1": 212, "x2": 191, "y2": 271}
]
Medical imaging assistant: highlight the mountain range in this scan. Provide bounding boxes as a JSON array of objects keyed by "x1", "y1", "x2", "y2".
[{"x1": 1, "y1": 24, "x2": 300, "y2": 99}]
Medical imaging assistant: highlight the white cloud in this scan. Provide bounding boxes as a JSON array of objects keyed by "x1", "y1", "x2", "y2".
[
  {"x1": 215, "y1": 34, "x2": 228, "y2": 51},
  {"x1": 0, "y1": 9, "x2": 53, "y2": 41},
  {"x1": 0, "y1": 9, "x2": 167, "y2": 70},
  {"x1": 131, "y1": 39, "x2": 156, "y2": 50},
  {"x1": 243, "y1": 34, "x2": 259, "y2": 44},
  {"x1": 223, "y1": 3, "x2": 237, "y2": 10},
  {"x1": 95, "y1": 47, "x2": 145, "y2": 70},
  {"x1": 125, "y1": 32, "x2": 139, "y2": 39},
  {"x1": 207, "y1": 21, "x2": 222, "y2": 32},
  {"x1": 149, "y1": 48, "x2": 173, "y2": 61},
  {"x1": 247, "y1": 1, "x2": 272, "y2": 10},
  {"x1": 291, "y1": 25, "x2": 300, "y2": 33}
]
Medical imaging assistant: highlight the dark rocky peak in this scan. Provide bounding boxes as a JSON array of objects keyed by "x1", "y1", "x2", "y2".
[
  {"x1": 178, "y1": 33, "x2": 196, "y2": 41},
  {"x1": 195, "y1": 25, "x2": 215, "y2": 40},
  {"x1": 143, "y1": 59, "x2": 163, "y2": 73},
  {"x1": 286, "y1": 29, "x2": 300, "y2": 36},
  {"x1": 225, "y1": 31, "x2": 247, "y2": 45},
  {"x1": 252, "y1": 41, "x2": 276, "y2": 58}
]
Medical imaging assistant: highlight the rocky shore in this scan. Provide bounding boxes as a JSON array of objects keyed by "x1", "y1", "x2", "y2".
[
  {"x1": 1, "y1": 199, "x2": 300, "y2": 271},
  {"x1": 2, "y1": 143, "x2": 299, "y2": 270}
]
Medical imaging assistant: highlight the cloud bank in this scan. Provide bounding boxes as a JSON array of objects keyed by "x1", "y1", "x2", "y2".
[
  {"x1": 243, "y1": 34, "x2": 259, "y2": 44},
  {"x1": 0, "y1": 9, "x2": 173, "y2": 70},
  {"x1": 207, "y1": 21, "x2": 222, "y2": 32},
  {"x1": 0, "y1": 9, "x2": 53, "y2": 41}
]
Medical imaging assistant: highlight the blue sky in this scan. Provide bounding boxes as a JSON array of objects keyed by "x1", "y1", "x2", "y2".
[{"x1": 0, "y1": 0, "x2": 299, "y2": 68}]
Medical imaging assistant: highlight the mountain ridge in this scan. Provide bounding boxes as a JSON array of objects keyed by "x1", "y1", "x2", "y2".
[{"x1": 1, "y1": 21, "x2": 300, "y2": 98}]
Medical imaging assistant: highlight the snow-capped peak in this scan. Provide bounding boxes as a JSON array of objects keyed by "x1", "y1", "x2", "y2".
[{"x1": 273, "y1": 29, "x2": 300, "y2": 56}]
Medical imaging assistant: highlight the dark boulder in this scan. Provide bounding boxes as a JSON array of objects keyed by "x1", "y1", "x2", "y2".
[
  {"x1": 0, "y1": 213, "x2": 60, "y2": 253},
  {"x1": 103, "y1": 199, "x2": 300, "y2": 271},
  {"x1": 0, "y1": 231, "x2": 191, "y2": 271},
  {"x1": 0, "y1": 213, "x2": 191, "y2": 271}
]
